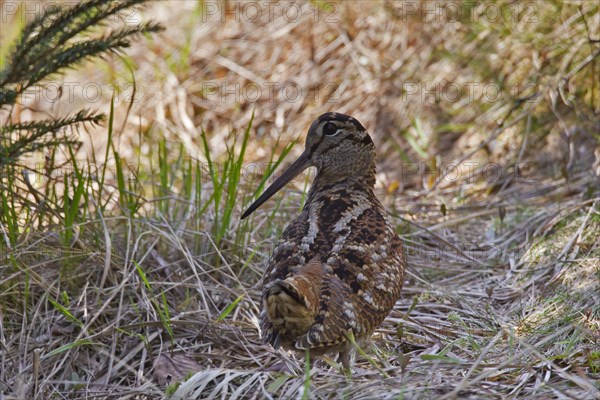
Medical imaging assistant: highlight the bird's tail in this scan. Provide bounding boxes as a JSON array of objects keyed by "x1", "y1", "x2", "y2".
[{"x1": 263, "y1": 259, "x2": 322, "y2": 346}]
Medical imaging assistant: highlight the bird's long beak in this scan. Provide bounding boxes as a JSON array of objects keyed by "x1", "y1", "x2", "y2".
[{"x1": 241, "y1": 151, "x2": 311, "y2": 219}]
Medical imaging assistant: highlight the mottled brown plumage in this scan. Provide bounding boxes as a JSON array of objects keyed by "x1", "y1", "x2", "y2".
[{"x1": 241, "y1": 112, "x2": 406, "y2": 368}]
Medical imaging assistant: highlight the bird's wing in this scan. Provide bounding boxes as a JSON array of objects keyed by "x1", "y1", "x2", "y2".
[{"x1": 294, "y1": 205, "x2": 405, "y2": 350}]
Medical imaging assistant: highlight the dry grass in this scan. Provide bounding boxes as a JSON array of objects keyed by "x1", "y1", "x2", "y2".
[{"x1": 1, "y1": 1, "x2": 599, "y2": 399}]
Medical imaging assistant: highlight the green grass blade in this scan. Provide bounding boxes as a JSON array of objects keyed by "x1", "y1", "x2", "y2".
[
  {"x1": 48, "y1": 297, "x2": 83, "y2": 329},
  {"x1": 217, "y1": 294, "x2": 244, "y2": 321},
  {"x1": 42, "y1": 339, "x2": 97, "y2": 360}
]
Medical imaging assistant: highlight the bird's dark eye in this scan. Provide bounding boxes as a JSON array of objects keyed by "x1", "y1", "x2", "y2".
[{"x1": 323, "y1": 122, "x2": 339, "y2": 136}]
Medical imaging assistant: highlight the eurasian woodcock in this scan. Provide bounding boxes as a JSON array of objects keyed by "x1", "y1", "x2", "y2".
[{"x1": 241, "y1": 112, "x2": 406, "y2": 368}]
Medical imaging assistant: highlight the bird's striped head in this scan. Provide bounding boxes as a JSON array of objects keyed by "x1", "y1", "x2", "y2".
[{"x1": 241, "y1": 113, "x2": 376, "y2": 219}]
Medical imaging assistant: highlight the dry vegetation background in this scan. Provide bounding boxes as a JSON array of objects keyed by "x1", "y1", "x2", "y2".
[{"x1": 1, "y1": 0, "x2": 600, "y2": 399}]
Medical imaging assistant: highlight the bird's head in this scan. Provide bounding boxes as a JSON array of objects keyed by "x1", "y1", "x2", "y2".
[{"x1": 241, "y1": 112, "x2": 375, "y2": 219}]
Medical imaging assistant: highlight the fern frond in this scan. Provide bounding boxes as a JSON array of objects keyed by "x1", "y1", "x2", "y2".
[
  {"x1": 0, "y1": 110, "x2": 104, "y2": 166},
  {"x1": 0, "y1": 0, "x2": 163, "y2": 94}
]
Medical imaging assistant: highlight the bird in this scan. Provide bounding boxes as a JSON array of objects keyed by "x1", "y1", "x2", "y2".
[{"x1": 241, "y1": 112, "x2": 406, "y2": 369}]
